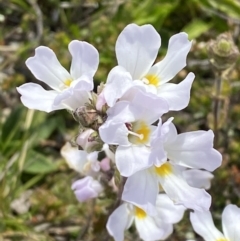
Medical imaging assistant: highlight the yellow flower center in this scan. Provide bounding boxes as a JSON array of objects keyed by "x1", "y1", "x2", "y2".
[
  {"x1": 155, "y1": 162, "x2": 172, "y2": 176},
  {"x1": 144, "y1": 74, "x2": 160, "y2": 87},
  {"x1": 128, "y1": 121, "x2": 151, "y2": 145},
  {"x1": 216, "y1": 239, "x2": 228, "y2": 241},
  {"x1": 135, "y1": 206, "x2": 147, "y2": 219},
  {"x1": 64, "y1": 79, "x2": 73, "y2": 87}
]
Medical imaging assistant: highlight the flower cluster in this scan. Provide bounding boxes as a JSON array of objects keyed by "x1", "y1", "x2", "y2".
[{"x1": 17, "y1": 24, "x2": 225, "y2": 241}]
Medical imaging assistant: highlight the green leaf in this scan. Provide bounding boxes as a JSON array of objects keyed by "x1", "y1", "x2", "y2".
[
  {"x1": 133, "y1": 0, "x2": 180, "y2": 27},
  {"x1": 1, "y1": 107, "x2": 23, "y2": 143},
  {"x1": 182, "y1": 19, "x2": 212, "y2": 39},
  {"x1": 197, "y1": 0, "x2": 240, "y2": 19},
  {"x1": 23, "y1": 151, "x2": 58, "y2": 174},
  {"x1": 207, "y1": 0, "x2": 240, "y2": 19}
]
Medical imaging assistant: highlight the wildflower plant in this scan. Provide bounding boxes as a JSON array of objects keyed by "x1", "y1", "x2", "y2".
[{"x1": 17, "y1": 23, "x2": 239, "y2": 241}]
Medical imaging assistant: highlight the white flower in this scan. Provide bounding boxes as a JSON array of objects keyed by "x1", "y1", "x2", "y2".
[
  {"x1": 107, "y1": 194, "x2": 185, "y2": 241},
  {"x1": 122, "y1": 118, "x2": 222, "y2": 213},
  {"x1": 99, "y1": 88, "x2": 168, "y2": 176},
  {"x1": 151, "y1": 117, "x2": 222, "y2": 171},
  {"x1": 123, "y1": 163, "x2": 211, "y2": 214},
  {"x1": 103, "y1": 23, "x2": 195, "y2": 111},
  {"x1": 60, "y1": 142, "x2": 100, "y2": 176},
  {"x1": 72, "y1": 176, "x2": 103, "y2": 202},
  {"x1": 190, "y1": 204, "x2": 240, "y2": 241},
  {"x1": 17, "y1": 40, "x2": 99, "y2": 112}
]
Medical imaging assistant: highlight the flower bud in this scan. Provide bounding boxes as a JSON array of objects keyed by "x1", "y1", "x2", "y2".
[
  {"x1": 76, "y1": 129, "x2": 98, "y2": 151},
  {"x1": 73, "y1": 106, "x2": 98, "y2": 127},
  {"x1": 73, "y1": 105, "x2": 104, "y2": 130},
  {"x1": 208, "y1": 33, "x2": 239, "y2": 71},
  {"x1": 100, "y1": 157, "x2": 111, "y2": 171},
  {"x1": 72, "y1": 176, "x2": 103, "y2": 202},
  {"x1": 61, "y1": 142, "x2": 85, "y2": 173},
  {"x1": 96, "y1": 91, "x2": 107, "y2": 112}
]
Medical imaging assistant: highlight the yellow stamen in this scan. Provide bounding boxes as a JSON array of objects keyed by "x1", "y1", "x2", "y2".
[
  {"x1": 216, "y1": 239, "x2": 228, "y2": 241},
  {"x1": 64, "y1": 79, "x2": 72, "y2": 87},
  {"x1": 155, "y1": 162, "x2": 172, "y2": 176},
  {"x1": 135, "y1": 206, "x2": 147, "y2": 219},
  {"x1": 128, "y1": 130, "x2": 144, "y2": 140},
  {"x1": 145, "y1": 74, "x2": 160, "y2": 87},
  {"x1": 128, "y1": 121, "x2": 151, "y2": 145}
]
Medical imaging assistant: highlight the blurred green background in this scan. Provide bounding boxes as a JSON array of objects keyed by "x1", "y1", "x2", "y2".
[{"x1": 0, "y1": 0, "x2": 240, "y2": 240}]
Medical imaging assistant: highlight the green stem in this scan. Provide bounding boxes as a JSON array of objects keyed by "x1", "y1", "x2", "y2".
[{"x1": 213, "y1": 72, "x2": 222, "y2": 146}]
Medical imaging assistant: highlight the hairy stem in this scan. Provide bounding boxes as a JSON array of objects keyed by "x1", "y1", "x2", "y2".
[{"x1": 213, "y1": 72, "x2": 222, "y2": 146}]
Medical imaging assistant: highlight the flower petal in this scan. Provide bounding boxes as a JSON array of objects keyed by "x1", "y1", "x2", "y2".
[
  {"x1": 122, "y1": 169, "x2": 158, "y2": 215},
  {"x1": 60, "y1": 142, "x2": 88, "y2": 173},
  {"x1": 150, "y1": 118, "x2": 174, "y2": 167},
  {"x1": 190, "y1": 211, "x2": 226, "y2": 241},
  {"x1": 71, "y1": 73, "x2": 94, "y2": 91},
  {"x1": 26, "y1": 46, "x2": 71, "y2": 91},
  {"x1": 155, "y1": 194, "x2": 186, "y2": 223},
  {"x1": 183, "y1": 169, "x2": 214, "y2": 190},
  {"x1": 16, "y1": 83, "x2": 64, "y2": 112},
  {"x1": 135, "y1": 215, "x2": 173, "y2": 241},
  {"x1": 72, "y1": 176, "x2": 103, "y2": 202},
  {"x1": 149, "y1": 32, "x2": 192, "y2": 84},
  {"x1": 116, "y1": 146, "x2": 152, "y2": 176},
  {"x1": 163, "y1": 120, "x2": 178, "y2": 144},
  {"x1": 69, "y1": 40, "x2": 99, "y2": 79},
  {"x1": 166, "y1": 129, "x2": 222, "y2": 171},
  {"x1": 222, "y1": 204, "x2": 240, "y2": 241},
  {"x1": 107, "y1": 203, "x2": 134, "y2": 241},
  {"x1": 129, "y1": 89, "x2": 169, "y2": 123},
  {"x1": 157, "y1": 72, "x2": 195, "y2": 111},
  {"x1": 104, "y1": 66, "x2": 133, "y2": 107},
  {"x1": 106, "y1": 100, "x2": 136, "y2": 123},
  {"x1": 99, "y1": 120, "x2": 130, "y2": 146},
  {"x1": 107, "y1": 87, "x2": 169, "y2": 124},
  {"x1": 156, "y1": 163, "x2": 211, "y2": 211},
  {"x1": 54, "y1": 88, "x2": 91, "y2": 110},
  {"x1": 116, "y1": 24, "x2": 161, "y2": 79}
]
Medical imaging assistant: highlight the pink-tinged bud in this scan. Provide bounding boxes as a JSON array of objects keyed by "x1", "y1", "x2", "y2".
[
  {"x1": 76, "y1": 129, "x2": 98, "y2": 151},
  {"x1": 72, "y1": 176, "x2": 103, "y2": 202},
  {"x1": 100, "y1": 157, "x2": 111, "y2": 171},
  {"x1": 96, "y1": 91, "x2": 107, "y2": 111},
  {"x1": 102, "y1": 144, "x2": 115, "y2": 163}
]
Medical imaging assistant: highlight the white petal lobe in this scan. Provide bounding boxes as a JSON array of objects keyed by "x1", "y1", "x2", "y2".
[
  {"x1": 107, "y1": 203, "x2": 134, "y2": 241},
  {"x1": 116, "y1": 146, "x2": 152, "y2": 176},
  {"x1": 157, "y1": 72, "x2": 194, "y2": 111},
  {"x1": 16, "y1": 83, "x2": 63, "y2": 112},
  {"x1": 150, "y1": 32, "x2": 192, "y2": 84},
  {"x1": 222, "y1": 204, "x2": 240, "y2": 241},
  {"x1": 122, "y1": 169, "x2": 158, "y2": 215},
  {"x1": 69, "y1": 40, "x2": 99, "y2": 79},
  {"x1": 166, "y1": 129, "x2": 222, "y2": 171},
  {"x1": 104, "y1": 66, "x2": 133, "y2": 107},
  {"x1": 135, "y1": 216, "x2": 172, "y2": 241},
  {"x1": 116, "y1": 24, "x2": 161, "y2": 80},
  {"x1": 26, "y1": 46, "x2": 72, "y2": 90},
  {"x1": 190, "y1": 211, "x2": 226, "y2": 241}
]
